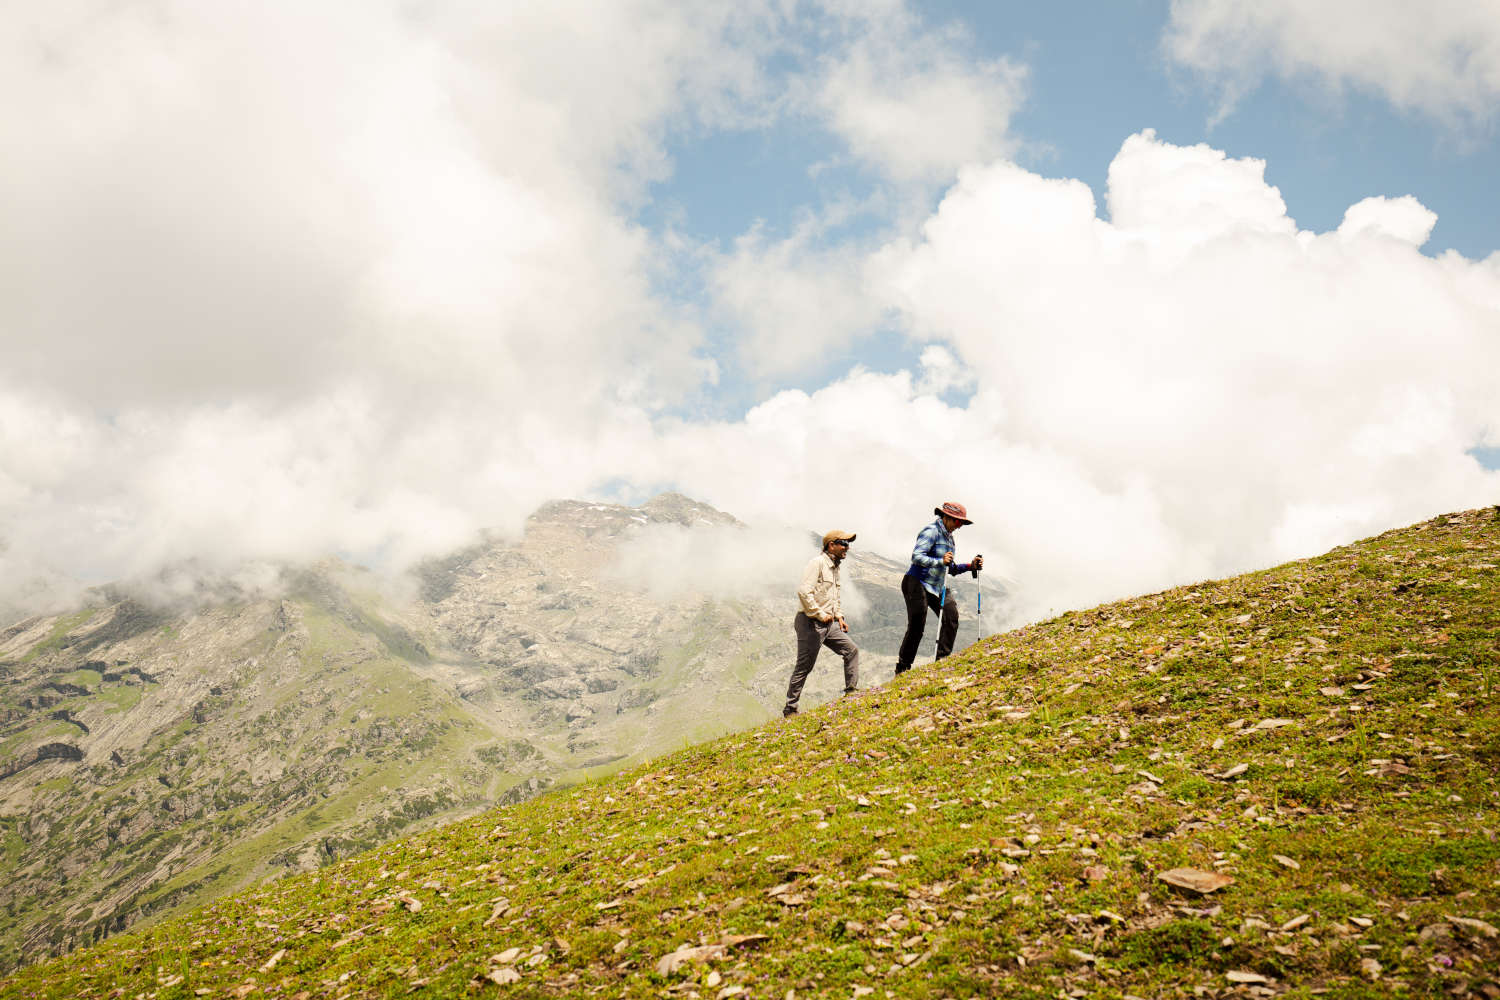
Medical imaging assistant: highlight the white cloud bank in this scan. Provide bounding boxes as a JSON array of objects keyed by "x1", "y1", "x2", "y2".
[
  {"x1": 1165, "y1": 0, "x2": 1500, "y2": 127},
  {"x1": 648, "y1": 131, "x2": 1500, "y2": 622},
  {"x1": 0, "y1": 0, "x2": 1025, "y2": 615},
  {"x1": 1, "y1": 3, "x2": 1497, "y2": 631}
]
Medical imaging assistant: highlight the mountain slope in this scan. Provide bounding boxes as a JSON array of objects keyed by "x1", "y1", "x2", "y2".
[
  {"x1": 0, "y1": 494, "x2": 1001, "y2": 970},
  {"x1": 5, "y1": 507, "x2": 1496, "y2": 998}
]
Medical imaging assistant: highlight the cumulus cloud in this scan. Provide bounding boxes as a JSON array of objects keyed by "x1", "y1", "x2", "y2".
[
  {"x1": 0, "y1": 1, "x2": 746, "y2": 413},
  {"x1": 1164, "y1": 0, "x2": 1500, "y2": 127},
  {"x1": 1106, "y1": 130, "x2": 1294, "y2": 247},
  {"x1": 811, "y1": 9, "x2": 1027, "y2": 183},
  {"x1": 865, "y1": 130, "x2": 1500, "y2": 614},
  {"x1": 708, "y1": 212, "x2": 886, "y2": 380},
  {"x1": 621, "y1": 131, "x2": 1500, "y2": 625},
  {"x1": 1338, "y1": 195, "x2": 1438, "y2": 245},
  {"x1": 643, "y1": 366, "x2": 1215, "y2": 625},
  {"x1": 700, "y1": 4, "x2": 1028, "y2": 378},
  {"x1": 912, "y1": 346, "x2": 973, "y2": 398}
]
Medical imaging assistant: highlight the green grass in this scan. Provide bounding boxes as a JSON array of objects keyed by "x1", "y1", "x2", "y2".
[
  {"x1": 18, "y1": 611, "x2": 95, "y2": 663},
  {"x1": 4, "y1": 508, "x2": 1499, "y2": 998},
  {"x1": 94, "y1": 683, "x2": 143, "y2": 712},
  {"x1": 57, "y1": 669, "x2": 102, "y2": 689},
  {"x1": 0, "y1": 828, "x2": 22, "y2": 870},
  {"x1": 0, "y1": 721, "x2": 81, "y2": 762}
]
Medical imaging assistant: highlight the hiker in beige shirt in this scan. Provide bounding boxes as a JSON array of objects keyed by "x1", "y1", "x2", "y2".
[{"x1": 784, "y1": 530, "x2": 861, "y2": 716}]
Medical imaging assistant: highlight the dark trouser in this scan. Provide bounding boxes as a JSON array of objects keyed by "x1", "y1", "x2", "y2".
[
  {"x1": 896, "y1": 574, "x2": 957, "y2": 674},
  {"x1": 784, "y1": 613, "x2": 860, "y2": 714}
]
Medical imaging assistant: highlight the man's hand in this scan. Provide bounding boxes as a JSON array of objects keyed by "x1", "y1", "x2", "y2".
[
  {"x1": 838, "y1": 615, "x2": 848, "y2": 632},
  {"x1": 942, "y1": 551, "x2": 954, "y2": 565},
  {"x1": 973, "y1": 554, "x2": 984, "y2": 570}
]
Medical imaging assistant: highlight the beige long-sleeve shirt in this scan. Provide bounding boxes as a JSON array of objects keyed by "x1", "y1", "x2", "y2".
[{"x1": 796, "y1": 551, "x2": 842, "y2": 620}]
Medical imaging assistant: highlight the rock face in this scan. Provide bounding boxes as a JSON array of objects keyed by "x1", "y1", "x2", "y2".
[{"x1": 0, "y1": 493, "x2": 1003, "y2": 969}]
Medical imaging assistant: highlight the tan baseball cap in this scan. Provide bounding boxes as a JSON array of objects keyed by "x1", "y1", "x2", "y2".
[{"x1": 822, "y1": 530, "x2": 857, "y2": 548}]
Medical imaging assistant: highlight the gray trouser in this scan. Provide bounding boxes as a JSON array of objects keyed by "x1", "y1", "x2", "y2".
[{"x1": 784, "y1": 612, "x2": 860, "y2": 713}]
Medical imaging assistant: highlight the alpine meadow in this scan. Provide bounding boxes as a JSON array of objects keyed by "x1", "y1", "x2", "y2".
[{"x1": 2, "y1": 508, "x2": 1496, "y2": 998}]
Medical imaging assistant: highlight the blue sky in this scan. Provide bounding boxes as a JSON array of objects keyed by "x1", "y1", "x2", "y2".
[
  {"x1": 646, "y1": 2, "x2": 1499, "y2": 256},
  {"x1": 955, "y1": 0, "x2": 1497, "y2": 256},
  {"x1": 635, "y1": 1, "x2": 1499, "y2": 423},
  {"x1": 2, "y1": 0, "x2": 1498, "y2": 621}
]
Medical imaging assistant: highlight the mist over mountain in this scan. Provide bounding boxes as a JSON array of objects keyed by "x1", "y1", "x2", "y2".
[{"x1": 0, "y1": 493, "x2": 1001, "y2": 970}]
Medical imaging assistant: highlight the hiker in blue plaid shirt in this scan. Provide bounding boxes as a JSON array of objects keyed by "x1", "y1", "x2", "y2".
[{"x1": 896, "y1": 501, "x2": 982, "y2": 674}]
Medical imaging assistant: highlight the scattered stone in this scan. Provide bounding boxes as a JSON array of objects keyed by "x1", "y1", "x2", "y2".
[
  {"x1": 483, "y1": 898, "x2": 512, "y2": 926},
  {"x1": 1447, "y1": 915, "x2": 1499, "y2": 938},
  {"x1": 1158, "y1": 868, "x2": 1235, "y2": 894},
  {"x1": 654, "y1": 935, "x2": 769, "y2": 976}
]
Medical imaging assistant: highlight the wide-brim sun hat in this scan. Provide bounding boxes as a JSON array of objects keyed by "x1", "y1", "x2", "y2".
[{"x1": 934, "y1": 502, "x2": 972, "y2": 525}]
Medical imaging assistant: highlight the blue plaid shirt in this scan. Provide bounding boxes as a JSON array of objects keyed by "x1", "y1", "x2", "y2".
[{"x1": 905, "y1": 518, "x2": 973, "y2": 597}]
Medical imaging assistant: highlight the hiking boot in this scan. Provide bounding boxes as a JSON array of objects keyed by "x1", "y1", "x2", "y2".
[{"x1": 782, "y1": 708, "x2": 798, "y2": 718}]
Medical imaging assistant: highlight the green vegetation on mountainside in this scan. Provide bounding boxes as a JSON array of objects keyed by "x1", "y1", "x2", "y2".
[
  {"x1": 4, "y1": 508, "x2": 1498, "y2": 999},
  {"x1": 0, "y1": 589, "x2": 508, "y2": 971}
]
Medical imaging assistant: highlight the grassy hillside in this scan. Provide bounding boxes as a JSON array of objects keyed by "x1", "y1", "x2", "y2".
[
  {"x1": 1, "y1": 494, "x2": 971, "y2": 970},
  {"x1": 4, "y1": 508, "x2": 1498, "y2": 999}
]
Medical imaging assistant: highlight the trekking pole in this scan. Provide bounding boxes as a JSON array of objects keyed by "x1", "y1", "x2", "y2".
[{"x1": 973, "y1": 555, "x2": 982, "y2": 638}]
